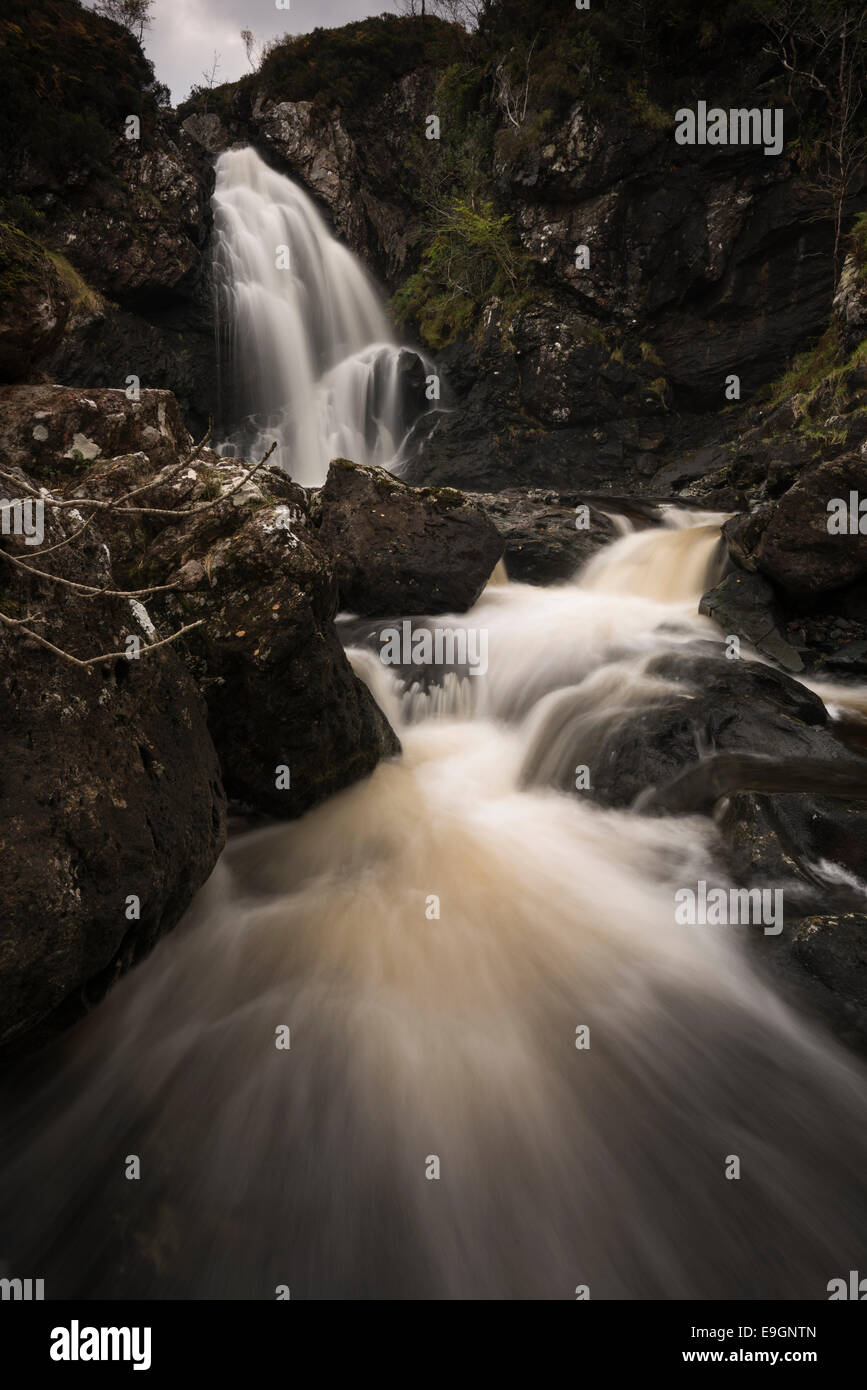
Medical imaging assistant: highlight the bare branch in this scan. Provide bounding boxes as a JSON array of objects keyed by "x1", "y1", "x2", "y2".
[
  {"x1": 0, "y1": 611, "x2": 205, "y2": 668},
  {"x1": 0, "y1": 546, "x2": 179, "y2": 598}
]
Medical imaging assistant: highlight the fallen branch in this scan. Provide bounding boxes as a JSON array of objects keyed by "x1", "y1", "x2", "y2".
[
  {"x1": 0, "y1": 610, "x2": 205, "y2": 668},
  {"x1": 0, "y1": 545, "x2": 179, "y2": 598}
]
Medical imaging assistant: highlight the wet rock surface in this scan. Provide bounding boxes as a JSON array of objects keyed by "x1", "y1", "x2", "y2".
[
  {"x1": 311, "y1": 459, "x2": 504, "y2": 616},
  {"x1": 0, "y1": 479, "x2": 225, "y2": 1054}
]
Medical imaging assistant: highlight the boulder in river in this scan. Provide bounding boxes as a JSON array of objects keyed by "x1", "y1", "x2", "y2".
[
  {"x1": 0, "y1": 489, "x2": 225, "y2": 1053},
  {"x1": 310, "y1": 458, "x2": 504, "y2": 615}
]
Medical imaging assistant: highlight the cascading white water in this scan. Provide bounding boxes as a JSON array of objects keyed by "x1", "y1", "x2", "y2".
[
  {"x1": 3, "y1": 510, "x2": 867, "y2": 1299},
  {"x1": 212, "y1": 147, "x2": 426, "y2": 485}
]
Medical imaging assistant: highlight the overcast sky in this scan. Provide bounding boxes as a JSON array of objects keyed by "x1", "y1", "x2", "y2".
[{"x1": 92, "y1": 0, "x2": 407, "y2": 105}]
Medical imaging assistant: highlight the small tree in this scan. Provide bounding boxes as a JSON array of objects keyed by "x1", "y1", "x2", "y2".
[
  {"x1": 93, "y1": 0, "x2": 153, "y2": 44},
  {"x1": 241, "y1": 29, "x2": 259, "y2": 72},
  {"x1": 759, "y1": 1, "x2": 867, "y2": 282}
]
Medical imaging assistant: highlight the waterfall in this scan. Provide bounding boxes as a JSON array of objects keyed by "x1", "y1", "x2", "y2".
[
  {"x1": 212, "y1": 146, "x2": 429, "y2": 486},
  {"x1": 3, "y1": 511, "x2": 867, "y2": 1298}
]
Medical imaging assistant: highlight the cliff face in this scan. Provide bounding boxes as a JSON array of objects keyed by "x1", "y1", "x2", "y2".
[
  {"x1": 2, "y1": 4, "x2": 863, "y2": 498},
  {"x1": 0, "y1": 0, "x2": 216, "y2": 432}
]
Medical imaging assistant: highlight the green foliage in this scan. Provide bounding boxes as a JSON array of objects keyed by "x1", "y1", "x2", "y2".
[
  {"x1": 393, "y1": 197, "x2": 531, "y2": 348},
  {"x1": 851, "y1": 212, "x2": 867, "y2": 282},
  {"x1": 764, "y1": 326, "x2": 867, "y2": 456},
  {"x1": 0, "y1": 194, "x2": 46, "y2": 236},
  {"x1": 45, "y1": 250, "x2": 103, "y2": 315},
  {"x1": 0, "y1": 222, "x2": 56, "y2": 301},
  {"x1": 765, "y1": 325, "x2": 841, "y2": 406}
]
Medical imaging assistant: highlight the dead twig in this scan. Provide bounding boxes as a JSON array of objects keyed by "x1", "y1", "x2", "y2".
[{"x1": 0, "y1": 611, "x2": 205, "y2": 668}]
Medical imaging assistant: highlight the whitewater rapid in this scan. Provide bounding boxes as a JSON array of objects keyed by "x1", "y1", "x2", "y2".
[{"x1": 2, "y1": 513, "x2": 866, "y2": 1299}]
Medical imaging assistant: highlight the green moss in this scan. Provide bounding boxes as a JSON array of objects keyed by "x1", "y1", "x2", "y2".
[
  {"x1": 392, "y1": 198, "x2": 534, "y2": 350},
  {"x1": 640, "y1": 340, "x2": 664, "y2": 366},
  {"x1": 765, "y1": 325, "x2": 841, "y2": 408},
  {"x1": 627, "y1": 83, "x2": 670, "y2": 131},
  {"x1": 0, "y1": 222, "x2": 56, "y2": 301},
  {"x1": 44, "y1": 251, "x2": 103, "y2": 316},
  {"x1": 851, "y1": 212, "x2": 867, "y2": 284}
]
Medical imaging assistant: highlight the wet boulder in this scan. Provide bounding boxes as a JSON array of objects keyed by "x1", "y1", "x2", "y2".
[
  {"x1": 0, "y1": 384, "x2": 192, "y2": 478},
  {"x1": 0, "y1": 491, "x2": 225, "y2": 1053},
  {"x1": 725, "y1": 455, "x2": 867, "y2": 598},
  {"x1": 310, "y1": 459, "x2": 504, "y2": 616},
  {"x1": 463, "y1": 489, "x2": 616, "y2": 585},
  {"x1": 699, "y1": 569, "x2": 804, "y2": 672},
  {"x1": 143, "y1": 463, "x2": 400, "y2": 818}
]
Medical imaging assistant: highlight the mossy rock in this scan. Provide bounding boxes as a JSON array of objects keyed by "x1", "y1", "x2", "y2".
[{"x1": 0, "y1": 223, "x2": 70, "y2": 381}]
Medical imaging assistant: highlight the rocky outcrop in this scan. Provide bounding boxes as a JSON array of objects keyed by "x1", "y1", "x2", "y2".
[
  {"x1": 8, "y1": 388, "x2": 402, "y2": 821},
  {"x1": 576, "y1": 649, "x2": 850, "y2": 809},
  {"x1": 725, "y1": 454, "x2": 867, "y2": 598},
  {"x1": 463, "y1": 487, "x2": 617, "y2": 585},
  {"x1": 311, "y1": 459, "x2": 503, "y2": 615},
  {"x1": 142, "y1": 466, "x2": 401, "y2": 818},
  {"x1": 833, "y1": 252, "x2": 867, "y2": 356},
  {"x1": 699, "y1": 571, "x2": 804, "y2": 672},
  {"x1": 0, "y1": 0, "x2": 217, "y2": 427},
  {"x1": 0, "y1": 466, "x2": 225, "y2": 1053},
  {"x1": 0, "y1": 225, "x2": 70, "y2": 380},
  {"x1": 0, "y1": 385, "x2": 412, "y2": 1049}
]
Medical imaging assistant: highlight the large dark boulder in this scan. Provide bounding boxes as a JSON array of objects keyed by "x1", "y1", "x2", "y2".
[
  {"x1": 311, "y1": 459, "x2": 504, "y2": 616},
  {"x1": 143, "y1": 467, "x2": 401, "y2": 818},
  {"x1": 0, "y1": 384, "x2": 192, "y2": 476},
  {"x1": 20, "y1": 399, "x2": 403, "y2": 820},
  {"x1": 462, "y1": 489, "x2": 617, "y2": 585},
  {"x1": 748, "y1": 455, "x2": 867, "y2": 598},
  {"x1": 579, "y1": 648, "x2": 838, "y2": 808},
  {"x1": 0, "y1": 493, "x2": 225, "y2": 1053},
  {"x1": 699, "y1": 569, "x2": 804, "y2": 672}
]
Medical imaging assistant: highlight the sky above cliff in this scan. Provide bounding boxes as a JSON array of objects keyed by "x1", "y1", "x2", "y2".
[{"x1": 100, "y1": 0, "x2": 407, "y2": 104}]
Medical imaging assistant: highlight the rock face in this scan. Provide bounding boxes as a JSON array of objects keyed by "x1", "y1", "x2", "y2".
[
  {"x1": 0, "y1": 383, "x2": 192, "y2": 472},
  {"x1": 311, "y1": 459, "x2": 504, "y2": 615},
  {"x1": 0, "y1": 469, "x2": 225, "y2": 1053},
  {"x1": 581, "y1": 649, "x2": 846, "y2": 809},
  {"x1": 462, "y1": 488, "x2": 617, "y2": 585},
  {"x1": 833, "y1": 252, "x2": 867, "y2": 356},
  {"x1": 699, "y1": 570, "x2": 804, "y2": 672},
  {"x1": 9, "y1": 389, "x2": 402, "y2": 822},
  {"x1": 0, "y1": 0, "x2": 217, "y2": 430},
  {"x1": 143, "y1": 467, "x2": 401, "y2": 818},
  {"x1": 0, "y1": 386, "x2": 410, "y2": 1050},
  {"x1": 727, "y1": 455, "x2": 867, "y2": 598},
  {"x1": 0, "y1": 225, "x2": 70, "y2": 381}
]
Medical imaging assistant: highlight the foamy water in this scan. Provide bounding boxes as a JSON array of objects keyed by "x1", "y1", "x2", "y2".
[{"x1": 2, "y1": 513, "x2": 866, "y2": 1299}]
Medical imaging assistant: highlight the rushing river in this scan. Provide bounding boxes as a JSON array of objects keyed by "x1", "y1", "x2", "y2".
[{"x1": 1, "y1": 151, "x2": 865, "y2": 1301}]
